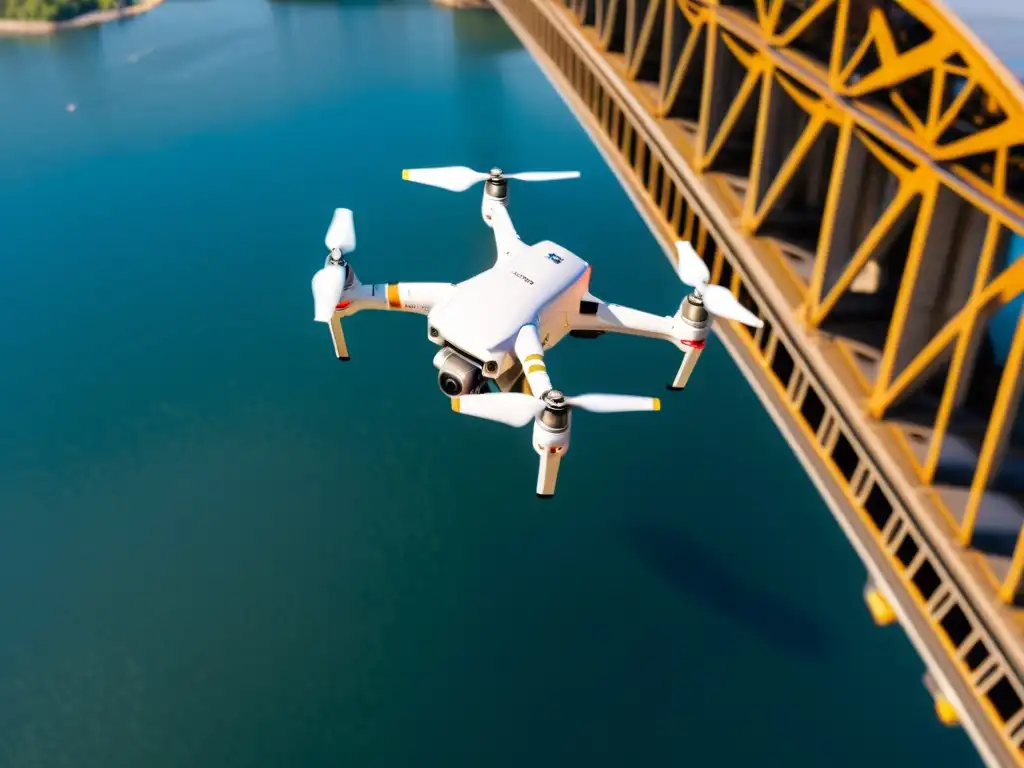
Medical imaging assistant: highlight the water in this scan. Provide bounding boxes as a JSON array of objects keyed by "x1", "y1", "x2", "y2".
[{"x1": 0, "y1": 1, "x2": 984, "y2": 766}]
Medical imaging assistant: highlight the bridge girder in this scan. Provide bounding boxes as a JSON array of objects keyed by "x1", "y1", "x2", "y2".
[
  {"x1": 486, "y1": 0, "x2": 1024, "y2": 762},
  {"x1": 563, "y1": 0, "x2": 1024, "y2": 595}
]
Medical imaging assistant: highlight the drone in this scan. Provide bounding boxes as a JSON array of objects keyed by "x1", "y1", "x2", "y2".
[{"x1": 310, "y1": 165, "x2": 763, "y2": 497}]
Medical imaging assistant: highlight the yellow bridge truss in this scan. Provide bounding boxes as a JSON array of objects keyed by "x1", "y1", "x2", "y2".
[{"x1": 482, "y1": 0, "x2": 1024, "y2": 763}]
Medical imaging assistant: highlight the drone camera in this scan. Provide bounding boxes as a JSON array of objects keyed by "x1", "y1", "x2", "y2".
[{"x1": 433, "y1": 346, "x2": 485, "y2": 398}]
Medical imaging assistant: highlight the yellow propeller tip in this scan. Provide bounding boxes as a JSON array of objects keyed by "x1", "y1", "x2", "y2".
[
  {"x1": 451, "y1": 397, "x2": 460, "y2": 413},
  {"x1": 653, "y1": 398, "x2": 661, "y2": 411},
  {"x1": 401, "y1": 169, "x2": 410, "y2": 180}
]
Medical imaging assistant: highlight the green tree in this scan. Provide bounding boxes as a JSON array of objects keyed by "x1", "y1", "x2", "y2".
[{"x1": 2, "y1": 0, "x2": 132, "y2": 21}]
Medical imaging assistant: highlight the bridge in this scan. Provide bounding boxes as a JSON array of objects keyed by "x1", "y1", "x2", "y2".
[{"x1": 457, "y1": 0, "x2": 1024, "y2": 764}]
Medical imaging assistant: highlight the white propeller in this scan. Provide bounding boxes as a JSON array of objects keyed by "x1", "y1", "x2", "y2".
[
  {"x1": 312, "y1": 263, "x2": 346, "y2": 323},
  {"x1": 325, "y1": 208, "x2": 356, "y2": 253},
  {"x1": 563, "y1": 394, "x2": 660, "y2": 413},
  {"x1": 675, "y1": 241, "x2": 763, "y2": 328},
  {"x1": 453, "y1": 387, "x2": 659, "y2": 497},
  {"x1": 312, "y1": 209, "x2": 356, "y2": 323},
  {"x1": 402, "y1": 166, "x2": 580, "y2": 193},
  {"x1": 452, "y1": 392, "x2": 546, "y2": 427},
  {"x1": 505, "y1": 171, "x2": 581, "y2": 182},
  {"x1": 451, "y1": 391, "x2": 661, "y2": 427},
  {"x1": 676, "y1": 240, "x2": 710, "y2": 287}
]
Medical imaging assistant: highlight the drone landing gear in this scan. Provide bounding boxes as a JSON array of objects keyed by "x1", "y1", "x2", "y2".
[
  {"x1": 329, "y1": 314, "x2": 351, "y2": 362},
  {"x1": 670, "y1": 343, "x2": 703, "y2": 390},
  {"x1": 535, "y1": 450, "x2": 561, "y2": 499}
]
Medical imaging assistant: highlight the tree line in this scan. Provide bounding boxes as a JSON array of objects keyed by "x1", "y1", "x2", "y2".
[{"x1": 2, "y1": 0, "x2": 129, "y2": 21}]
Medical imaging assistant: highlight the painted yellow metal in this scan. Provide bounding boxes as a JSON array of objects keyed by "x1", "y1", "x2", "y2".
[
  {"x1": 865, "y1": 585, "x2": 898, "y2": 626},
  {"x1": 600, "y1": 0, "x2": 1024, "y2": 602},
  {"x1": 963, "y1": 308, "x2": 1024, "y2": 547},
  {"x1": 386, "y1": 283, "x2": 402, "y2": 309},
  {"x1": 920, "y1": 217, "x2": 1007, "y2": 483},
  {"x1": 873, "y1": 257, "x2": 1024, "y2": 417},
  {"x1": 936, "y1": 695, "x2": 961, "y2": 728},
  {"x1": 1001, "y1": 525, "x2": 1024, "y2": 605}
]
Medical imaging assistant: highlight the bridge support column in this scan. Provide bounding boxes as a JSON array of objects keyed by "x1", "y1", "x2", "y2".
[{"x1": 874, "y1": 185, "x2": 984, "y2": 410}]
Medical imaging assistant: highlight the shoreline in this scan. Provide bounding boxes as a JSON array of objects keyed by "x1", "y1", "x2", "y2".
[
  {"x1": 0, "y1": 0, "x2": 165, "y2": 37},
  {"x1": 432, "y1": 0, "x2": 491, "y2": 8}
]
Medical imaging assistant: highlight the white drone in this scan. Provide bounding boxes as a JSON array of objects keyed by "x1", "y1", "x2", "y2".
[{"x1": 311, "y1": 165, "x2": 763, "y2": 497}]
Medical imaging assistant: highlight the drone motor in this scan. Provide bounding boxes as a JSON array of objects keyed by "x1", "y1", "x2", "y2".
[
  {"x1": 483, "y1": 168, "x2": 509, "y2": 203},
  {"x1": 678, "y1": 293, "x2": 709, "y2": 325},
  {"x1": 536, "y1": 390, "x2": 570, "y2": 432}
]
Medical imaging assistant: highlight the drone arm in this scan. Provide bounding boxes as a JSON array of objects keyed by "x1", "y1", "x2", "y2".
[
  {"x1": 570, "y1": 302, "x2": 679, "y2": 342},
  {"x1": 337, "y1": 282, "x2": 457, "y2": 318},
  {"x1": 514, "y1": 324, "x2": 554, "y2": 396},
  {"x1": 570, "y1": 301, "x2": 709, "y2": 390},
  {"x1": 484, "y1": 200, "x2": 521, "y2": 263},
  {"x1": 322, "y1": 282, "x2": 456, "y2": 361}
]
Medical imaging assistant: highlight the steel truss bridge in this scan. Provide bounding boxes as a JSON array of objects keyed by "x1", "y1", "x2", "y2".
[{"x1": 471, "y1": 0, "x2": 1024, "y2": 764}]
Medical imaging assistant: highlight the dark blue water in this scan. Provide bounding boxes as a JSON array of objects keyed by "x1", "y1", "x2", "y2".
[{"x1": 0, "y1": 1, "x2": 983, "y2": 765}]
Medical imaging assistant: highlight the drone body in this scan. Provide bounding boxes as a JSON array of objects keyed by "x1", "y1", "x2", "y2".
[
  {"x1": 430, "y1": 241, "x2": 585, "y2": 367},
  {"x1": 311, "y1": 166, "x2": 763, "y2": 497}
]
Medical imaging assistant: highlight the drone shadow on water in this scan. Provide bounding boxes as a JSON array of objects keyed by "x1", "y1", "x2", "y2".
[{"x1": 623, "y1": 519, "x2": 834, "y2": 661}]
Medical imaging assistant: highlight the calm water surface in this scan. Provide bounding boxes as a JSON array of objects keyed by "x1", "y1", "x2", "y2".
[{"x1": 0, "y1": 1, "x2": 983, "y2": 766}]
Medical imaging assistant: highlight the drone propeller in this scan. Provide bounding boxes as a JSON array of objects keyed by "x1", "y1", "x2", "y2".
[
  {"x1": 452, "y1": 392, "x2": 547, "y2": 427},
  {"x1": 312, "y1": 263, "x2": 346, "y2": 323},
  {"x1": 675, "y1": 241, "x2": 763, "y2": 328},
  {"x1": 325, "y1": 208, "x2": 356, "y2": 253},
  {"x1": 312, "y1": 208, "x2": 356, "y2": 323},
  {"x1": 452, "y1": 389, "x2": 660, "y2": 496},
  {"x1": 402, "y1": 166, "x2": 580, "y2": 193},
  {"x1": 563, "y1": 394, "x2": 661, "y2": 413},
  {"x1": 452, "y1": 391, "x2": 660, "y2": 426}
]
